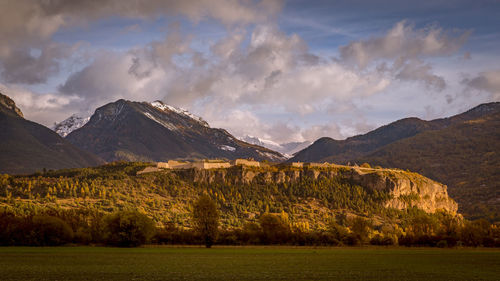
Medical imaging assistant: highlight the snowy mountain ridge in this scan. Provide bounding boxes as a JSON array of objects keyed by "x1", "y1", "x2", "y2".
[
  {"x1": 150, "y1": 100, "x2": 209, "y2": 127},
  {"x1": 241, "y1": 135, "x2": 312, "y2": 158},
  {"x1": 52, "y1": 114, "x2": 91, "y2": 137}
]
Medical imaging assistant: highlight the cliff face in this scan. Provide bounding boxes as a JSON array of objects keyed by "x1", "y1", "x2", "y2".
[
  {"x1": 176, "y1": 165, "x2": 458, "y2": 214},
  {"x1": 0, "y1": 93, "x2": 24, "y2": 118},
  {"x1": 345, "y1": 168, "x2": 457, "y2": 213}
]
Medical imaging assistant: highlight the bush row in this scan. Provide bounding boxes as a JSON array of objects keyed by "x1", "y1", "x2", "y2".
[{"x1": 1, "y1": 209, "x2": 499, "y2": 247}]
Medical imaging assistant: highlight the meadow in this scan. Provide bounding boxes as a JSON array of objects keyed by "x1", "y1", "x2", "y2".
[{"x1": 0, "y1": 247, "x2": 499, "y2": 280}]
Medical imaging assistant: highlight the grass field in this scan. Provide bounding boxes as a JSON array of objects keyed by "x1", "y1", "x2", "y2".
[{"x1": 0, "y1": 247, "x2": 499, "y2": 280}]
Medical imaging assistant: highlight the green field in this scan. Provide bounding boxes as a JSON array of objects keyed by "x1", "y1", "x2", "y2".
[{"x1": 0, "y1": 247, "x2": 499, "y2": 280}]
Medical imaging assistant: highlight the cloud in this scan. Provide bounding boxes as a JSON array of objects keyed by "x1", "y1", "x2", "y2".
[
  {"x1": 339, "y1": 20, "x2": 470, "y2": 68},
  {"x1": 462, "y1": 70, "x2": 500, "y2": 100},
  {"x1": 0, "y1": 43, "x2": 74, "y2": 84},
  {"x1": 338, "y1": 20, "x2": 470, "y2": 91},
  {"x1": 58, "y1": 50, "x2": 173, "y2": 112},
  {"x1": 207, "y1": 109, "x2": 343, "y2": 143},
  {"x1": 0, "y1": 83, "x2": 80, "y2": 126},
  {"x1": 394, "y1": 59, "x2": 446, "y2": 91},
  {"x1": 157, "y1": 25, "x2": 390, "y2": 115},
  {"x1": 0, "y1": 0, "x2": 283, "y2": 84},
  {"x1": 52, "y1": 22, "x2": 397, "y2": 142},
  {"x1": 0, "y1": 4, "x2": 485, "y2": 145}
]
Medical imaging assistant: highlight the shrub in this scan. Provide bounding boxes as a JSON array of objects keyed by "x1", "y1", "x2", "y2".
[
  {"x1": 0, "y1": 211, "x2": 25, "y2": 245},
  {"x1": 436, "y1": 240, "x2": 448, "y2": 248},
  {"x1": 29, "y1": 215, "x2": 74, "y2": 246},
  {"x1": 103, "y1": 210, "x2": 156, "y2": 247},
  {"x1": 370, "y1": 234, "x2": 394, "y2": 246}
]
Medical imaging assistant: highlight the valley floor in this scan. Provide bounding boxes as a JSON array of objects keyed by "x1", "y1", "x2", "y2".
[{"x1": 0, "y1": 246, "x2": 499, "y2": 280}]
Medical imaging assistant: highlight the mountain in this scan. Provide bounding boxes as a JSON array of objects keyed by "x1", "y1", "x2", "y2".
[
  {"x1": 359, "y1": 109, "x2": 499, "y2": 221},
  {"x1": 66, "y1": 99, "x2": 286, "y2": 162},
  {"x1": 0, "y1": 93, "x2": 104, "y2": 174},
  {"x1": 241, "y1": 135, "x2": 311, "y2": 157},
  {"x1": 52, "y1": 114, "x2": 90, "y2": 137},
  {"x1": 292, "y1": 103, "x2": 499, "y2": 164},
  {"x1": 290, "y1": 102, "x2": 500, "y2": 221},
  {"x1": 291, "y1": 117, "x2": 445, "y2": 164}
]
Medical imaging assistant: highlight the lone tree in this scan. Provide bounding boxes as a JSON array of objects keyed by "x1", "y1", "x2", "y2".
[{"x1": 192, "y1": 195, "x2": 219, "y2": 248}]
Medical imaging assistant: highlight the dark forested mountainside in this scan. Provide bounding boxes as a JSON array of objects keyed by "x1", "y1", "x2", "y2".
[{"x1": 0, "y1": 93, "x2": 103, "y2": 175}]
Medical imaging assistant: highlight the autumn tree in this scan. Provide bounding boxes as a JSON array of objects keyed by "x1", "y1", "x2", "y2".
[
  {"x1": 103, "y1": 210, "x2": 156, "y2": 247},
  {"x1": 192, "y1": 195, "x2": 219, "y2": 248},
  {"x1": 259, "y1": 213, "x2": 290, "y2": 244},
  {"x1": 349, "y1": 216, "x2": 373, "y2": 244}
]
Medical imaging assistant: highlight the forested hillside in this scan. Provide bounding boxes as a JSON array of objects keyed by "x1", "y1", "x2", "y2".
[
  {"x1": 1, "y1": 162, "x2": 456, "y2": 229},
  {"x1": 2, "y1": 162, "x2": 498, "y2": 248}
]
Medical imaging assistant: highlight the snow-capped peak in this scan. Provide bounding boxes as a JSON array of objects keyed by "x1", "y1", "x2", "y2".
[
  {"x1": 243, "y1": 135, "x2": 283, "y2": 149},
  {"x1": 52, "y1": 114, "x2": 91, "y2": 137},
  {"x1": 150, "y1": 100, "x2": 209, "y2": 127},
  {"x1": 241, "y1": 135, "x2": 312, "y2": 158}
]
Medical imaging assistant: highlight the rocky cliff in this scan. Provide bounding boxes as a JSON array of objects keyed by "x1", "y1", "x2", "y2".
[{"x1": 172, "y1": 165, "x2": 458, "y2": 214}]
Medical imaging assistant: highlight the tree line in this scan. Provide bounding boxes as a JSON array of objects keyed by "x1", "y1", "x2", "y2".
[{"x1": 1, "y1": 196, "x2": 499, "y2": 248}]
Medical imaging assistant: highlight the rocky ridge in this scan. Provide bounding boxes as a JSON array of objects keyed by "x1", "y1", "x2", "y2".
[{"x1": 170, "y1": 165, "x2": 458, "y2": 214}]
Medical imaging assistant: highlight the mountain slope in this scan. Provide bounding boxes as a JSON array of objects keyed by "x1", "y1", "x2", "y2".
[
  {"x1": 66, "y1": 99, "x2": 285, "y2": 162},
  {"x1": 291, "y1": 117, "x2": 445, "y2": 163},
  {"x1": 292, "y1": 102, "x2": 499, "y2": 164},
  {"x1": 290, "y1": 102, "x2": 500, "y2": 221},
  {"x1": 0, "y1": 93, "x2": 104, "y2": 174},
  {"x1": 359, "y1": 110, "x2": 500, "y2": 221}
]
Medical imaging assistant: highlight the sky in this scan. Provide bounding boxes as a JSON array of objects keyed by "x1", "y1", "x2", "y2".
[{"x1": 0, "y1": 0, "x2": 499, "y2": 144}]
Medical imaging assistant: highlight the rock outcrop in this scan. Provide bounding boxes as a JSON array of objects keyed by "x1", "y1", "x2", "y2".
[
  {"x1": 0, "y1": 93, "x2": 23, "y2": 118},
  {"x1": 173, "y1": 165, "x2": 458, "y2": 214}
]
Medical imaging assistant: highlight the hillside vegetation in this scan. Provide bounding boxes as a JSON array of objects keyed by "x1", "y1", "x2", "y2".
[
  {"x1": 291, "y1": 102, "x2": 500, "y2": 222},
  {"x1": 360, "y1": 111, "x2": 500, "y2": 222},
  {"x1": 1, "y1": 162, "x2": 456, "y2": 229},
  {"x1": 2, "y1": 162, "x2": 499, "y2": 248}
]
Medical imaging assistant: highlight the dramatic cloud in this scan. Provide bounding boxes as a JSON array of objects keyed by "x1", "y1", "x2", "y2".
[
  {"x1": 58, "y1": 51, "x2": 172, "y2": 112},
  {"x1": 58, "y1": 23, "x2": 391, "y2": 123},
  {"x1": 0, "y1": 2, "x2": 495, "y2": 144},
  {"x1": 0, "y1": 43, "x2": 74, "y2": 84},
  {"x1": 0, "y1": 0, "x2": 282, "y2": 84},
  {"x1": 43, "y1": 20, "x2": 468, "y2": 142}
]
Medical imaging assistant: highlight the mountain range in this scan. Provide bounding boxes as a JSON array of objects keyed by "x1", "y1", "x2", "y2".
[
  {"x1": 63, "y1": 99, "x2": 286, "y2": 162},
  {"x1": 1, "y1": 92, "x2": 498, "y2": 221},
  {"x1": 291, "y1": 102, "x2": 500, "y2": 221}
]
